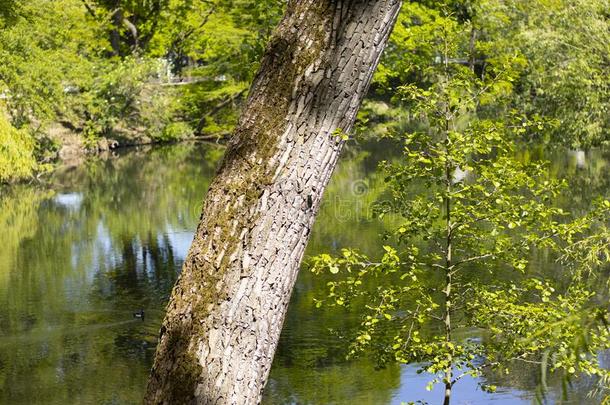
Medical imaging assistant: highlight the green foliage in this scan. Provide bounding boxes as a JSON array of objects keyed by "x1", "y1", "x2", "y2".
[
  {"x1": 77, "y1": 58, "x2": 153, "y2": 138},
  {"x1": 0, "y1": 0, "x2": 283, "y2": 174},
  {"x1": 159, "y1": 121, "x2": 193, "y2": 142},
  {"x1": 470, "y1": 282, "x2": 610, "y2": 379},
  {"x1": 1, "y1": 0, "x2": 607, "y2": 182},
  {"x1": 152, "y1": 0, "x2": 283, "y2": 77},
  {"x1": 0, "y1": 113, "x2": 39, "y2": 182},
  {"x1": 375, "y1": 3, "x2": 470, "y2": 90},
  {"x1": 0, "y1": 0, "x2": 104, "y2": 128},
  {"x1": 87, "y1": 0, "x2": 169, "y2": 55},
  {"x1": 476, "y1": 0, "x2": 610, "y2": 148},
  {"x1": 178, "y1": 80, "x2": 249, "y2": 136},
  {"x1": 69, "y1": 57, "x2": 186, "y2": 142},
  {"x1": 312, "y1": 19, "x2": 610, "y2": 403},
  {"x1": 0, "y1": 0, "x2": 20, "y2": 27},
  {"x1": 151, "y1": 0, "x2": 284, "y2": 136},
  {"x1": 373, "y1": 0, "x2": 609, "y2": 148}
]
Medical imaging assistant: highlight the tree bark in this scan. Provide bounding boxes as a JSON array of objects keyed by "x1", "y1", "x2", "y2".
[
  {"x1": 145, "y1": 1, "x2": 402, "y2": 404},
  {"x1": 110, "y1": 8, "x2": 123, "y2": 57}
]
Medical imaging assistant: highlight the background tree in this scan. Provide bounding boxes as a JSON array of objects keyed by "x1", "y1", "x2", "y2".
[
  {"x1": 0, "y1": 0, "x2": 287, "y2": 184},
  {"x1": 0, "y1": 0, "x2": 19, "y2": 26},
  {"x1": 0, "y1": 115, "x2": 39, "y2": 182},
  {"x1": 476, "y1": 0, "x2": 610, "y2": 148},
  {"x1": 149, "y1": 0, "x2": 285, "y2": 137},
  {"x1": 362, "y1": 0, "x2": 609, "y2": 149},
  {"x1": 81, "y1": 0, "x2": 169, "y2": 56}
]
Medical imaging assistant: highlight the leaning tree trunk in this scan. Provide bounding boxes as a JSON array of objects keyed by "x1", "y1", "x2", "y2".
[{"x1": 145, "y1": 1, "x2": 402, "y2": 404}]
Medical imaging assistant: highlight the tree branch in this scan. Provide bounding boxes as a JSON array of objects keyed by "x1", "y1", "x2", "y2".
[
  {"x1": 80, "y1": 0, "x2": 96, "y2": 17},
  {"x1": 195, "y1": 88, "x2": 247, "y2": 135}
]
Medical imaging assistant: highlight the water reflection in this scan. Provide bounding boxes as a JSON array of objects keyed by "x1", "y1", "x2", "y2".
[
  {"x1": 0, "y1": 143, "x2": 218, "y2": 404},
  {"x1": 0, "y1": 143, "x2": 607, "y2": 404},
  {"x1": 54, "y1": 193, "x2": 84, "y2": 211},
  {"x1": 263, "y1": 146, "x2": 610, "y2": 405}
]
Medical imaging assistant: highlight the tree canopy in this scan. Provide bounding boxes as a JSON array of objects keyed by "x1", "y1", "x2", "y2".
[{"x1": 0, "y1": 0, "x2": 608, "y2": 182}]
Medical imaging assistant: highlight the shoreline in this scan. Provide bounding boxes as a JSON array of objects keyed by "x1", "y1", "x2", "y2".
[{"x1": 2, "y1": 134, "x2": 227, "y2": 188}]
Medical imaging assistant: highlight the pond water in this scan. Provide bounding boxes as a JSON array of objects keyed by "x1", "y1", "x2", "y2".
[{"x1": 0, "y1": 142, "x2": 607, "y2": 405}]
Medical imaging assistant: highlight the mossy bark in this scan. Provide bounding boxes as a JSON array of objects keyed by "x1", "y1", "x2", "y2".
[{"x1": 145, "y1": 1, "x2": 402, "y2": 404}]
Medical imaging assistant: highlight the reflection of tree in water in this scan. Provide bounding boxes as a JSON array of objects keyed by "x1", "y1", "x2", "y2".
[
  {"x1": 0, "y1": 143, "x2": 221, "y2": 405},
  {"x1": 91, "y1": 233, "x2": 180, "y2": 308},
  {"x1": 479, "y1": 350, "x2": 607, "y2": 404},
  {"x1": 266, "y1": 309, "x2": 402, "y2": 405},
  {"x1": 90, "y1": 231, "x2": 184, "y2": 363},
  {"x1": 146, "y1": 232, "x2": 179, "y2": 296},
  {"x1": 524, "y1": 147, "x2": 609, "y2": 212}
]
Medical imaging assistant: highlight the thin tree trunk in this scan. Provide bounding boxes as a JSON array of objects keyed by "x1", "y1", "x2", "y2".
[
  {"x1": 443, "y1": 110, "x2": 453, "y2": 405},
  {"x1": 123, "y1": 16, "x2": 139, "y2": 52},
  {"x1": 468, "y1": 26, "x2": 477, "y2": 73},
  {"x1": 443, "y1": 42, "x2": 453, "y2": 405},
  {"x1": 145, "y1": 1, "x2": 402, "y2": 404},
  {"x1": 110, "y1": 8, "x2": 123, "y2": 57}
]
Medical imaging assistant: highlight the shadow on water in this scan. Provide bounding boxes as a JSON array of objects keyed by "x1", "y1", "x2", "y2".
[{"x1": 0, "y1": 142, "x2": 607, "y2": 404}]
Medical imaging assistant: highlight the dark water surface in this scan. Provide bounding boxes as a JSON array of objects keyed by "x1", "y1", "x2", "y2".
[{"x1": 0, "y1": 142, "x2": 607, "y2": 404}]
